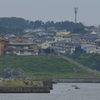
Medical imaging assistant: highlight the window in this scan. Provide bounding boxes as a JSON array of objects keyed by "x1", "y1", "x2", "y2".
[
  {"x1": 16, "y1": 46, "x2": 24, "y2": 49},
  {"x1": 20, "y1": 51, "x2": 24, "y2": 54},
  {"x1": 29, "y1": 51, "x2": 34, "y2": 54},
  {"x1": 16, "y1": 51, "x2": 19, "y2": 53}
]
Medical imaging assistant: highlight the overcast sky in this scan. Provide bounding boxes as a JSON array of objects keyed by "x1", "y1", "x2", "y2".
[{"x1": 0, "y1": 0, "x2": 100, "y2": 26}]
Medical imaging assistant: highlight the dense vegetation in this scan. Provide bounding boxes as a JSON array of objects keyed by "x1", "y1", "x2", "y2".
[
  {"x1": 0, "y1": 26, "x2": 24, "y2": 35},
  {"x1": 0, "y1": 55, "x2": 92, "y2": 78},
  {"x1": 63, "y1": 52, "x2": 100, "y2": 71},
  {"x1": 0, "y1": 17, "x2": 87, "y2": 35}
]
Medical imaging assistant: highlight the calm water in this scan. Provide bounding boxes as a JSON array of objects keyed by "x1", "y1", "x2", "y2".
[{"x1": 0, "y1": 83, "x2": 100, "y2": 100}]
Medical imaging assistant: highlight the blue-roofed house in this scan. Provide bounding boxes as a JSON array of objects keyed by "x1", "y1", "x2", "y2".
[
  {"x1": 37, "y1": 32, "x2": 54, "y2": 37},
  {"x1": 89, "y1": 31, "x2": 98, "y2": 37}
]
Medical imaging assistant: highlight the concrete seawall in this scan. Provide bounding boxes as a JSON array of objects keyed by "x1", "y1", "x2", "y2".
[
  {"x1": 0, "y1": 78, "x2": 53, "y2": 93},
  {"x1": 43, "y1": 80, "x2": 53, "y2": 89},
  {"x1": 53, "y1": 78, "x2": 100, "y2": 83},
  {"x1": 0, "y1": 86, "x2": 50, "y2": 93}
]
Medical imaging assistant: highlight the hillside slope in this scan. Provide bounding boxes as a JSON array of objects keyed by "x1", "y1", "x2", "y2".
[{"x1": 0, "y1": 55, "x2": 94, "y2": 78}]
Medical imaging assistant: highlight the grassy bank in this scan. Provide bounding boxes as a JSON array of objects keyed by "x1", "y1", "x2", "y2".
[{"x1": 0, "y1": 55, "x2": 96, "y2": 78}]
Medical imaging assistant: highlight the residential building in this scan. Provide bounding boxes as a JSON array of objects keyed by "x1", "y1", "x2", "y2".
[
  {"x1": 56, "y1": 31, "x2": 70, "y2": 35},
  {"x1": 0, "y1": 36, "x2": 38, "y2": 55},
  {"x1": 41, "y1": 41, "x2": 53, "y2": 49},
  {"x1": 0, "y1": 36, "x2": 9, "y2": 55},
  {"x1": 54, "y1": 34, "x2": 71, "y2": 42},
  {"x1": 81, "y1": 42, "x2": 97, "y2": 53}
]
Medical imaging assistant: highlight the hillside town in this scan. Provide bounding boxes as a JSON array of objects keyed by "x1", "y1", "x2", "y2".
[{"x1": 0, "y1": 27, "x2": 100, "y2": 55}]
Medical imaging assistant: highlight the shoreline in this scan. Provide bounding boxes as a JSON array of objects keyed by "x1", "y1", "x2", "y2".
[{"x1": 53, "y1": 78, "x2": 100, "y2": 83}]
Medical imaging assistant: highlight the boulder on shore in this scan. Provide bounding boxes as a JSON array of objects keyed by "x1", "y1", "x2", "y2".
[{"x1": 75, "y1": 86, "x2": 80, "y2": 89}]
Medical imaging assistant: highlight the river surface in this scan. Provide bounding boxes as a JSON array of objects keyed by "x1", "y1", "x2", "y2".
[{"x1": 0, "y1": 83, "x2": 100, "y2": 100}]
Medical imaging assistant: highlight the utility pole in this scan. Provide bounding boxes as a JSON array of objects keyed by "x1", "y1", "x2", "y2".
[{"x1": 74, "y1": 7, "x2": 78, "y2": 23}]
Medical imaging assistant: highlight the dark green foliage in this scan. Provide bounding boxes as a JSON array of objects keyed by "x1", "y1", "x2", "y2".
[
  {"x1": 0, "y1": 17, "x2": 86, "y2": 35},
  {"x1": 0, "y1": 26, "x2": 24, "y2": 35},
  {"x1": 0, "y1": 55, "x2": 90, "y2": 77},
  {"x1": 72, "y1": 28, "x2": 87, "y2": 33},
  {"x1": 0, "y1": 17, "x2": 28, "y2": 28},
  {"x1": 64, "y1": 53, "x2": 100, "y2": 71}
]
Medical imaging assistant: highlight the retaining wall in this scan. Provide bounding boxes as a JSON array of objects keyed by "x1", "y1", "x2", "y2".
[
  {"x1": 0, "y1": 86, "x2": 50, "y2": 93},
  {"x1": 53, "y1": 78, "x2": 100, "y2": 83}
]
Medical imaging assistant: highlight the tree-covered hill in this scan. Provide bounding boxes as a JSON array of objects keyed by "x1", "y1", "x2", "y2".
[
  {"x1": 0, "y1": 17, "x2": 28, "y2": 28},
  {"x1": 0, "y1": 55, "x2": 92, "y2": 78},
  {"x1": 0, "y1": 17, "x2": 86, "y2": 34}
]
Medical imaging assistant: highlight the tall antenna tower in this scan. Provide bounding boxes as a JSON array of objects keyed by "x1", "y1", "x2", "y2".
[{"x1": 74, "y1": 7, "x2": 78, "y2": 23}]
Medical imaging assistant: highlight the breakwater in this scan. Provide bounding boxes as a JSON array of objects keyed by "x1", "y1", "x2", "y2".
[
  {"x1": 0, "y1": 86, "x2": 50, "y2": 93},
  {"x1": 43, "y1": 80, "x2": 53, "y2": 89},
  {"x1": 53, "y1": 78, "x2": 100, "y2": 83},
  {"x1": 0, "y1": 78, "x2": 53, "y2": 93}
]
